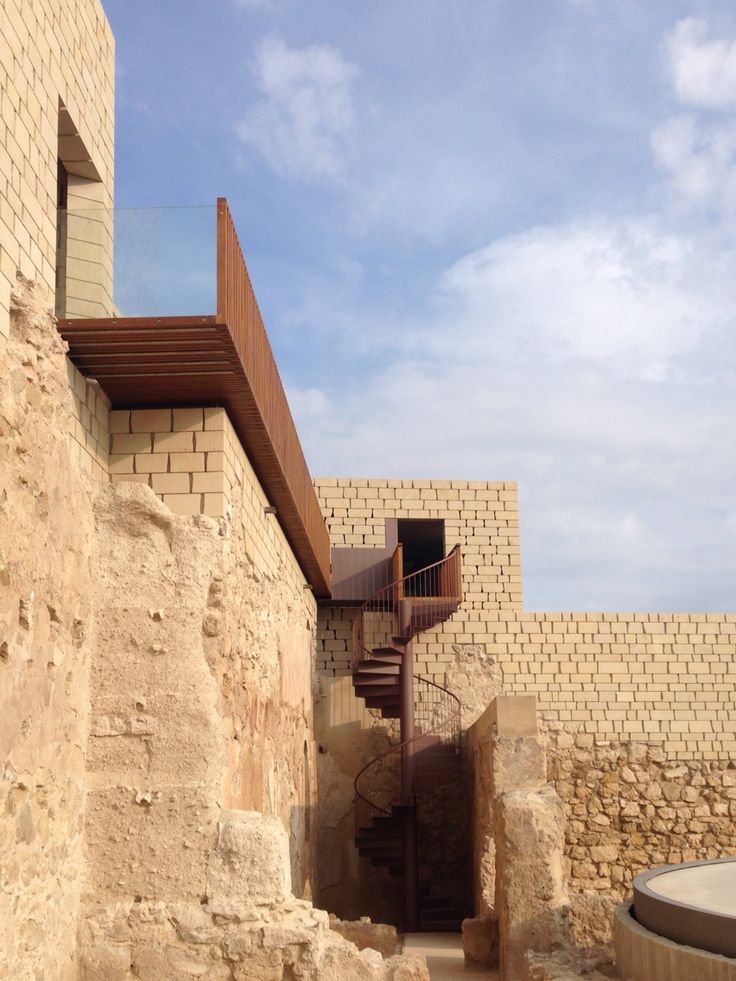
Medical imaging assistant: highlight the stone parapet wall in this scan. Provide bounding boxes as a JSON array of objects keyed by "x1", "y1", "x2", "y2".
[{"x1": 0, "y1": 0, "x2": 114, "y2": 344}]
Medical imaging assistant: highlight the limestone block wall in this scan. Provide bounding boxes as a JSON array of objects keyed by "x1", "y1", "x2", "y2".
[
  {"x1": 0, "y1": 0, "x2": 114, "y2": 344},
  {"x1": 313, "y1": 477, "x2": 519, "y2": 922},
  {"x1": 107, "y1": 405, "x2": 307, "y2": 595},
  {"x1": 109, "y1": 406, "x2": 231, "y2": 516},
  {"x1": 315, "y1": 476, "x2": 522, "y2": 615},
  {"x1": 66, "y1": 356, "x2": 110, "y2": 480},
  {"x1": 474, "y1": 611, "x2": 736, "y2": 760},
  {"x1": 315, "y1": 476, "x2": 522, "y2": 689},
  {"x1": 0, "y1": 280, "x2": 97, "y2": 980}
]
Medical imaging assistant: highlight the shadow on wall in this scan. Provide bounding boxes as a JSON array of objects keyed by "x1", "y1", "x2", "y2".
[{"x1": 315, "y1": 706, "x2": 405, "y2": 925}]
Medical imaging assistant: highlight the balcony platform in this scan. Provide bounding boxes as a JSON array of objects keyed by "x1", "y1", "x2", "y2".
[{"x1": 57, "y1": 199, "x2": 331, "y2": 597}]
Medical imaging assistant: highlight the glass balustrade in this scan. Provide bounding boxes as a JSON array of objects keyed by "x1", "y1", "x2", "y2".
[{"x1": 55, "y1": 205, "x2": 217, "y2": 319}]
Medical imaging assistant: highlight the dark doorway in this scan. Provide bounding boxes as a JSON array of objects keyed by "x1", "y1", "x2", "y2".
[{"x1": 397, "y1": 519, "x2": 445, "y2": 594}]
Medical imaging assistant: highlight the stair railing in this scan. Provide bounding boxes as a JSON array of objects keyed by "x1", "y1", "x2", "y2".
[
  {"x1": 354, "y1": 674, "x2": 461, "y2": 837},
  {"x1": 351, "y1": 544, "x2": 462, "y2": 674}
]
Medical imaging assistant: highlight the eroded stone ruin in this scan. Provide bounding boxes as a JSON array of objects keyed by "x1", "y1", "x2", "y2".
[{"x1": 4, "y1": 2, "x2": 736, "y2": 979}]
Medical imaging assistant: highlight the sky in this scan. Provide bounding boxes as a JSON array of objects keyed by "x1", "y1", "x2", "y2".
[{"x1": 103, "y1": 0, "x2": 736, "y2": 612}]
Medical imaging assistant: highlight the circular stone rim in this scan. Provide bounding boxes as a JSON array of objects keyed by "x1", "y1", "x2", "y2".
[{"x1": 633, "y1": 856, "x2": 736, "y2": 959}]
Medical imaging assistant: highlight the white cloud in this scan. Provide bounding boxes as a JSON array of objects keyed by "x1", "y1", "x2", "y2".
[
  {"x1": 288, "y1": 211, "x2": 736, "y2": 610},
  {"x1": 652, "y1": 113, "x2": 736, "y2": 211},
  {"x1": 237, "y1": 35, "x2": 357, "y2": 181},
  {"x1": 281, "y1": 14, "x2": 736, "y2": 610},
  {"x1": 431, "y1": 218, "x2": 727, "y2": 380},
  {"x1": 654, "y1": 21, "x2": 736, "y2": 214},
  {"x1": 666, "y1": 18, "x2": 736, "y2": 110}
]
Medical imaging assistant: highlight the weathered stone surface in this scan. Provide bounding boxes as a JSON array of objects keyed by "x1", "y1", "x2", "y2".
[
  {"x1": 329, "y1": 915, "x2": 399, "y2": 957},
  {"x1": 493, "y1": 735, "x2": 547, "y2": 798},
  {"x1": 545, "y1": 725, "x2": 736, "y2": 928},
  {"x1": 462, "y1": 913, "x2": 499, "y2": 967},
  {"x1": 496, "y1": 785, "x2": 570, "y2": 980},
  {"x1": 207, "y1": 810, "x2": 292, "y2": 917},
  {"x1": 444, "y1": 645, "x2": 503, "y2": 727},
  {"x1": 1, "y1": 277, "x2": 96, "y2": 980},
  {"x1": 568, "y1": 893, "x2": 617, "y2": 949},
  {"x1": 523, "y1": 947, "x2": 617, "y2": 981},
  {"x1": 80, "y1": 887, "x2": 428, "y2": 981}
]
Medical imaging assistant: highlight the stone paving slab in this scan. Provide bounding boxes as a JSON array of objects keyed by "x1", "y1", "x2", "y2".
[{"x1": 403, "y1": 933, "x2": 499, "y2": 981}]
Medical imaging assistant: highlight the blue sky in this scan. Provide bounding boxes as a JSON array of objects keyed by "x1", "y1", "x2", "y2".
[{"x1": 104, "y1": 0, "x2": 736, "y2": 611}]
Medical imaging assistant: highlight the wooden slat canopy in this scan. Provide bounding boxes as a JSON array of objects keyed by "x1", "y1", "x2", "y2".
[{"x1": 58, "y1": 199, "x2": 331, "y2": 596}]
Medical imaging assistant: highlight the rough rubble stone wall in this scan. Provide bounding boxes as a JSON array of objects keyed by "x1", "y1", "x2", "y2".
[
  {"x1": 0, "y1": 0, "x2": 114, "y2": 344},
  {"x1": 0, "y1": 279, "x2": 97, "y2": 979},
  {"x1": 546, "y1": 727, "x2": 736, "y2": 912}
]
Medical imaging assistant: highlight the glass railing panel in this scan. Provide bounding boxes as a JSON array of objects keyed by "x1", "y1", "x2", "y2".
[{"x1": 56, "y1": 205, "x2": 217, "y2": 319}]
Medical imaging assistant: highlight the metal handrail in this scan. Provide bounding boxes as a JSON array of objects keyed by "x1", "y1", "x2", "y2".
[
  {"x1": 354, "y1": 673, "x2": 461, "y2": 836},
  {"x1": 351, "y1": 544, "x2": 462, "y2": 673}
]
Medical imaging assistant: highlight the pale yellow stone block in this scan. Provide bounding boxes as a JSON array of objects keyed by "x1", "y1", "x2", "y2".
[
  {"x1": 130, "y1": 408, "x2": 172, "y2": 433},
  {"x1": 151, "y1": 473, "x2": 190, "y2": 494},
  {"x1": 134, "y1": 453, "x2": 169, "y2": 474},
  {"x1": 109, "y1": 453, "x2": 135, "y2": 474},
  {"x1": 163, "y1": 493, "x2": 202, "y2": 515},
  {"x1": 111, "y1": 433, "x2": 151, "y2": 454},
  {"x1": 111, "y1": 473, "x2": 150, "y2": 485},
  {"x1": 172, "y1": 407, "x2": 204, "y2": 431},
  {"x1": 191, "y1": 472, "x2": 224, "y2": 493},
  {"x1": 170, "y1": 452, "x2": 205, "y2": 473},
  {"x1": 195, "y1": 430, "x2": 225, "y2": 452},
  {"x1": 204, "y1": 407, "x2": 226, "y2": 430},
  {"x1": 153, "y1": 431, "x2": 194, "y2": 452},
  {"x1": 203, "y1": 493, "x2": 227, "y2": 517}
]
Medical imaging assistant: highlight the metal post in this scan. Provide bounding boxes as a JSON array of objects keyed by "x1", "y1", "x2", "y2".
[
  {"x1": 399, "y1": 598, "x2": 415, "y2": 801},
  {"x1": 399, "y1": 597, "x2": 418, "y2": 932},
  {"x1": 403, "y1": 801, "x2": 419, "y2": 933}
]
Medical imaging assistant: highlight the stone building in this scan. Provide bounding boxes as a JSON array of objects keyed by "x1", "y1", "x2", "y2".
[{"x1": 2, "y1": 0, "x2": 736, "y2": 979}]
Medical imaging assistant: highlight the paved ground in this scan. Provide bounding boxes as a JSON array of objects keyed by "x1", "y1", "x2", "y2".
[{"x1": 403, "y1": 933, "x2": 499, "y2": 981}]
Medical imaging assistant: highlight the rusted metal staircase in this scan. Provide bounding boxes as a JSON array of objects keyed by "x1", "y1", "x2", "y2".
[{"x1": 351, "y1": 545, "x2": 466, "y2": 931}]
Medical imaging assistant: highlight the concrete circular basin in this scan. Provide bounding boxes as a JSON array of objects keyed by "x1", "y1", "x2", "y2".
[{"x1": 634, "y1": 857, "x2": 736, "y2": 959}]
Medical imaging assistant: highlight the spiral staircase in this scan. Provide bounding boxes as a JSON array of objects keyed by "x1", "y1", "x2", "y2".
[{"x1": 351, "y1": 544, "x2": 467, "y2": 931}]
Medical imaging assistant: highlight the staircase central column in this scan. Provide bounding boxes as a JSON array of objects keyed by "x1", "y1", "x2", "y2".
[
  {"x1": 399, "y1": 597, "x2": 418, "y2": 932},
  {"x1": 398, "y1": 598, "x2": 415, "y2": 799}
]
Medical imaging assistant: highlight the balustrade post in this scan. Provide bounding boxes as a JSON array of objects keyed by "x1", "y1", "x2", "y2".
[{"x1": 399, "y1": 598, "x2": 415, "y2": 802}]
